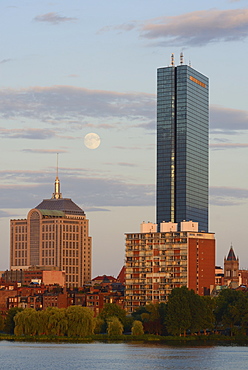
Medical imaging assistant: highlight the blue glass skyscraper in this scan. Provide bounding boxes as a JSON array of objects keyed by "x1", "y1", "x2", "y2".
[{"x1": 156, "y1": 56, "x2": 209, "y2": 232}]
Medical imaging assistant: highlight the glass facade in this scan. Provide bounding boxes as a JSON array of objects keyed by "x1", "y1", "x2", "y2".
[{"x1": 157, "y1": 64, "x2": 209, "y2": 232}]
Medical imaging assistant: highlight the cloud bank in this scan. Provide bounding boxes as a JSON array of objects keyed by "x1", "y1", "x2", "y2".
[
  {"x1": 109, "y1": 9, "x2": 248, "y2": 47},
  {"x1": 0, "y1": 86, "x2": 247, "y2": 141},
  {"x1": 0, "y1": 127, "x2": 57, "y2": 140},
  {"x1": 22, "y1": 149, "x2": 68, "y2": 154},
  {"x1": 210, "y1": 105, "x2": 248, "y2": 132},
  {"x1": 210, "y1": 143, "x2": 248, "y2": 150},
  {"x1": 210, "y1": 186, "x2": 248, "y2": 206},
  {"x1": 34, "y1": 12, "x2": 77, "y2": 25},
  {"x1": 141, "y1": 9, "x2": 248, "y2": 46},
  {"x1": 0, "y1": 170, "x2": 155, "y2": 210},
  {"x1": 1, "y1": 170, "x2": 247, "y2": 212},
  {"x1": 0, "y1": 86, "x2": 155, "y2": 126},
  {"x1": 0, "y1": 210, "x2": 12, "y2": 218}
]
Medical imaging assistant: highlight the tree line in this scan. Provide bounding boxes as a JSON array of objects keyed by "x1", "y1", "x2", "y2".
[
  {"x1": 2, "y1": 287, "x2": 248, "y2": 337},
  {"x1": 131, "y1": 287, "x2": 248, "y2": 336}
]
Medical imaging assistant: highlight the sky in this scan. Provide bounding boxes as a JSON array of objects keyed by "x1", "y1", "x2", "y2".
[{"x1": 1, "y1": 0, "x2": 248, "y2": 277}]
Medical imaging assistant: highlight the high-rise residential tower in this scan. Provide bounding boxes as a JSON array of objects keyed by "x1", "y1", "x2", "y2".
[
  {"x1": 125, "y1": 221, "x2": 215, "y2": 313},
  {"x1": 10, "y1": 175, "x2": 92, "y2": 288},
  {"x1": 156, "y1": 54, "x2": 209, "y2": 232}
]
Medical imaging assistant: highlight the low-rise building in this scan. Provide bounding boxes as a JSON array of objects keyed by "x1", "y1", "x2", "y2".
[
  {"x1": 2, "y1": 267, "x2": 65, "y2": 287},
  {"x1": 215, "y1": 266, "x2": 224, "y2": 286}
]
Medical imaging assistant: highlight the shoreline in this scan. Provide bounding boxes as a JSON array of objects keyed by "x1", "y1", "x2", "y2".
[{"x1": 1, "y1": 333, "x2": 248, "y2": 345}]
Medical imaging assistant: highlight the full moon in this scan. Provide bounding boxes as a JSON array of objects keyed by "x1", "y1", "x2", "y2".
[{"x1": 84, "y1": 133, "x2": 101, "y2": 150}]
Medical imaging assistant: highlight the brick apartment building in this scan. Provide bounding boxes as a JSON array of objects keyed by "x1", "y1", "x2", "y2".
[{"x1": 125, "y1": 221, "x2": 215, "y2": 313}]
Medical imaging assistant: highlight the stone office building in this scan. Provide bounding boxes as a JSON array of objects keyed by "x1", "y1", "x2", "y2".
[{"x1": 10, "y1": 175, "x2": 91, "y2": 288}]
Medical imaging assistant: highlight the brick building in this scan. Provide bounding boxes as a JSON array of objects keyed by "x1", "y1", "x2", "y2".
[
  {"x1": 239, "y1": 270, "x2": 248, "y2": 286},
  {"x1": 125, "y1": 221, "x2": 215, "y2": 313},
  {"x1": 2, "y1": 267, "x2": 65, "y2": 287},
  {"x1": 85, "y1": 286, "x2": 124, "y2": 316},
  {"x1": 43, "y1": 291, "x2": 68, "y2": 309},
  {"x1": 0, "y1": 284, "x2": 18, "y2": 312},
  {"x1": 91, "y1": 275, "x2": 117, "y2": 286}
]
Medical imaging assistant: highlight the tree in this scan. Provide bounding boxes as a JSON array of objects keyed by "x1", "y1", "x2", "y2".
[
  {"x1": 37, "y1": 309, "x2": 50, "y2": 335},
  {"x1": 214, "y1": 289, "x2": 244, "y2": 334},
  {"x1": 99, "y1": 303, "x2": 127, "y2": 332},
  {"x1": 4, "y1": 307, "x2": 23, "y2": 334},
  {"x1": 66, "y1": 306, "x2": 95, "y2": 337},
  {"x1": 0, "y1": 314, "x2": 4, "y2": 332},
  {"x1": 107, "y1": 317, "x2": 123, "y2": 336},
  {"x1": 99, "y1": 303, "x2": 126, "y2": 325},
  {"x1": 14, "y1": 308, "x2": 39, "y2": 336},
  {"x1": 228, "y1": 292, "x2": 248, "y2": 335},
  {"x1": 165, "y1": 286, "x2": 215, "y2": 336},
  {"x1": 241, "y1": 310, "x2": 248, "y2": 335},
  {"x1": 45, "y1": 307, "x2": 68, "y2": 336},
  {"x1": 141, "y1": 303, "x2": 166, "y2": 335},
  {"x1": 132, "y1": 303, "x2": 167, "y2": 335},
  {"x1": 131, "y1": 320, "x2": 144, "y2": 336},
  {"x1": 132, "y1": 306, "x2": 149, "y2": 322},
  {"x1": 165, "y1": 287, "x2": 202, "y2": 336},
  {"x1": 94, "y1": 317, "x2": 104, "y2": 334},
  {"x1": 166, "y1": 292, "x2": 191, "y2": 336},
  {"x1": 198, "y1": 296, "x2": 215, "y2": 334}
]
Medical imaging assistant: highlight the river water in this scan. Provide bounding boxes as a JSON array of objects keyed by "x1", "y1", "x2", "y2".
[{"x1": 0, "y1": 341, "x2": 248, "y2": 369}]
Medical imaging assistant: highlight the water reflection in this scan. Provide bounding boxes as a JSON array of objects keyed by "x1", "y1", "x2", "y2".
[{"x1": 0, "y1": 341, "x2": 248, "y2": 370}]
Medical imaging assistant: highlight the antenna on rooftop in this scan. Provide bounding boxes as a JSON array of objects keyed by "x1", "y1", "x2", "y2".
[
  {"x1": 56, "y1": 152, "x2": 59, "y2": 178},
  {"x1": 171, "y1": 53, "x2": 175, "y2": 66},
  {"x1": 180, "y1": 52, "x2": 184, "y2": 65},
  {"x1": 52, "y1": 152, "x2": 62, "y2": 199}
]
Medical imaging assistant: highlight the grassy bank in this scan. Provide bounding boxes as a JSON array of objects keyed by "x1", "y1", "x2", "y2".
[{"x1": 1, "y1": 333, "x2": 248, "y2": 345}]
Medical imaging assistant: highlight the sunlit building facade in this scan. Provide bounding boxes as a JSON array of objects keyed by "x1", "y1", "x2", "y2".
[
  {"x1": 125, "y1": 221, "x2": 215, "y2": 313},
  {"x1": 10, "y1": 176, "x2": 91, "y2": 288},
  {"x1": 157, "y1": 55, "x2": 209, "y2": 232}
]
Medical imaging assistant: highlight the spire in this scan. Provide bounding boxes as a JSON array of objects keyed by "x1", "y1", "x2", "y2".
[
  {"x1": 52, "y1": 153, "x2": 62, "y2": 199},
  {"x1": 226, "y1": 245, "x2": 237, "y2": 261}
]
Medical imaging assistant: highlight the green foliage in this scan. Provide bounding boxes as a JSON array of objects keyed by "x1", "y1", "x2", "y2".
[
  {"x1": 12, "y1": 306, "x2": 95, "y2": 337},
  {"x1": 131, "y1": 320, "x2": 144, "y2": 336},
  {"x1": 132, "y1": 306, "x2": 149, "y2": 321},
  {"x1": 14, "y1": 308, "x2": 38, "y2": 336},
  {"x1": 166, "y1": 288, "x2": 192, "y2": 336},
  {"x1": 123, "y1": 316, "x2": 134, "y2": 332},
  {"x1": 99, "y1": 303, "x2": 126, "y2": 325},
  {"x1": 214, "y1": 289, "x2": 246, "y2": 334},
  {"x1": 165, "y1": 287, "x2": 215, "y2": 336},
  {"x1": 141, "y1": 303, "x2": 163, "y2": 335},
  {"x1": 38, "y1": 310, "x2": 50, "y2": 335},
  {"x1": 46, "y1": 307, "x2": 68, "y2": 336},
  {"x1": 134, "y1": 303, "x2": 167, "y2": 335},
  {"x1": 99, "y1": 303, "x2": 127, "y2": 333},
  {"x1": 94, "y1": 317, "x2": 104, "y2": 334},
  {"x1": 66, "y1": 306, "x2": 95, "y2": 337},
  {"x1": 4, "y1": 307, "x2": 23, "y2": 334},
  {"x1": 107, "y1": 317, "x2": 123, "y2": 336},
  {"x1": 0, "y1": 315, "x2": 4, "y2": 332},
  {"x1": 199, "y1": 296, "x2": 215, "y2": 333}
]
